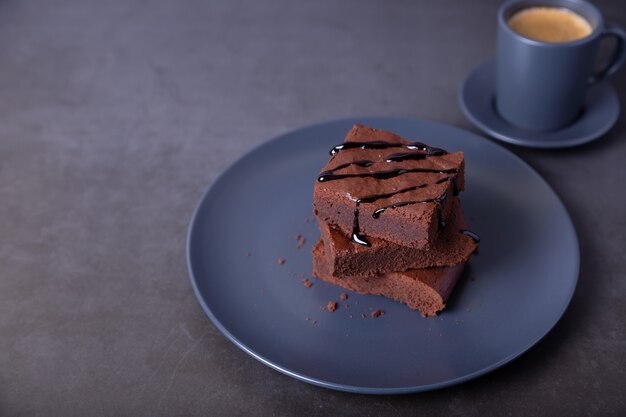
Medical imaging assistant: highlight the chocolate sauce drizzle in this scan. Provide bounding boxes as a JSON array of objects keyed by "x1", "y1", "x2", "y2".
[
  {"x1": 461, "y1": 229, "x2": 481, "y2": 243},
  {"x1": 319, "y1": 139, "x2": 469, "y2": 246},
  {"x1": 351, "y1": 207, "x2": 370, "y2": 246},
  {"x1": 329, "y1": 141, "x2": 446, "y2": 156},
  {"x1": 318, "y1": 167, "x2": 457, "y2": 183},
  {"x1": 372, "y1": 191, "x2": 448, "y2": 219}
]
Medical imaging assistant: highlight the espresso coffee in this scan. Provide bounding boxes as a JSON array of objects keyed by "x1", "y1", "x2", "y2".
[{"x1": 508, "y1": 7, "x2": 592, "y2": 42}]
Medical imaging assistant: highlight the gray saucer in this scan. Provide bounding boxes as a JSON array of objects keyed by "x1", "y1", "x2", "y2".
[
  {"x1": 459, "y1": 60, "x2": 620, "y2": 149},
  {"x1": 187, "y1": 117, "x2": 579, "y2": 394}
]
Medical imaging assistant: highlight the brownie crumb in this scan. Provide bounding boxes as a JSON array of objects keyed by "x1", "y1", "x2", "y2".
[
  {"x1": 340, "y1": 293, "x2": 348, "y2": 301},
  {"x1": 302, "y1": 278, "x2": 313, "y2": 288},
  {"x1": 295, "y1": 234, "x2": 306, "y2": 249},
  {"x1": 276, "y1": 258, "x2": 285, "y2": 265},
  {"x1": 370, "y1": 309, "x2": 385, "y2": 318},
  {"x1": 327, "y1": 301, "x2": 338, "y2": 312}
]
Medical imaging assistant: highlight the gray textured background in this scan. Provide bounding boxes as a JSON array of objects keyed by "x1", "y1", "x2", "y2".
[{"x1": 1, "y1": 0, "x2": 625, "y2": 416}]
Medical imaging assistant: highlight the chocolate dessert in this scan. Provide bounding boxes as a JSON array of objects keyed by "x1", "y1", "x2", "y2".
[
  {"x1": 313, "y1": 124, "x2": 465, "y2": 249},
  {"x1": 319, "y1": 197, "x2": 477, "y2": 276},
  {"x1": 311, "y1": 124, "x2": 478, "y2": 316},
  {"x1": 312, "y1": 241, "x2": 464, "y2": 317}
]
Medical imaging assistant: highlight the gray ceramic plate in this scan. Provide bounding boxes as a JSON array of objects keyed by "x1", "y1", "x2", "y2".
[{"x1": 187, "y1": 117, "x2": 579, "y2": 394}]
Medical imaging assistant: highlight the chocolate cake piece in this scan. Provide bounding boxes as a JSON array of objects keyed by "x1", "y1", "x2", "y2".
[
  {"x1": 312, "y1": 240, "x2": 464, "y2": 317},
  {"x1": 313, "y1": 124, "x2": 465, "y2": 249},
  {"x1": 319, "y1": 197, "x2": 477, "y2": 276}
]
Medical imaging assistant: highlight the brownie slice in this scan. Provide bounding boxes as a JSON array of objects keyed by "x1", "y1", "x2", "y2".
[
  {"x1": 313, "y1": 124, "x2": 465, "y2": 249},
  {"x1": 319, "y1": 197, "x2": 477, "y2": 276},
  {"x1": 312, "y1": 240, "x2": 464, "y2": 317}
]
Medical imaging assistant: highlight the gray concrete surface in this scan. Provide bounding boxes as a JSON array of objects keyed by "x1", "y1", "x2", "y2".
[{"x1": 0, "y1": 0, "x2": 624, "y2": 415}]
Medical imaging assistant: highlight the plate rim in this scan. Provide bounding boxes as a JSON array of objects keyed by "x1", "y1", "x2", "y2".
[{"x1": 186, "y1": 116, "x2": 580, "y2": 394}]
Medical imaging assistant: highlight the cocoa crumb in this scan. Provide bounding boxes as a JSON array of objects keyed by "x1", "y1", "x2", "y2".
[
  {"x1": 327, "y1": 301, "x2": 338, "y2": 312},
  {"x1": 370, "y1": 309, "x2": 385, "y2": 318},
  {"x1": 302, "y1": 278, "x2": 313, "y2": 288},
  {"x1": 295, "y1": 234, "x2": 306, "y2": 249},
  {"x1": 340, "y1": 293, "x2": 348, "y2": 300},
  {"x1": 276, "y1": 258, "x2": 285, "y2": 265}
]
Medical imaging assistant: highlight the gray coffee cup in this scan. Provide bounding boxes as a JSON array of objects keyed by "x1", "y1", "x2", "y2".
[{"x1": 496, "y1": 0, "x2": 626, "y2": 131}]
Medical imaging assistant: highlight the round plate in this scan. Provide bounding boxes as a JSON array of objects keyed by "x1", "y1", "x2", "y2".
[
  {"x1": 459, "y1": 60, "x2": 620, "y2": 149},
  {"x1": 187, "y1": 117, "x2": 579, "y2": 394}
]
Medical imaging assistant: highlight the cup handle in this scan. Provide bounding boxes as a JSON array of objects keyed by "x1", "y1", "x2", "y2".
[{"x1": 589, "y1": 22, "x2": 626, "y2": 84}]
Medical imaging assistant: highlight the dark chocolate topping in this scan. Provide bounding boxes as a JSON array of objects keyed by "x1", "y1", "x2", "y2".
[
  {"x1": 330, "y1": 140, "x2": 447, "y2": 156},
  {"x1": 351, "y1": 207, "x2": 370, "y2": 247},
  {"x1": 385, "y1": 151, "x2": 428, "y2": 162},
  {"x1": 372, "y1": 192, "x2": 447, "y2": 219},
  {"x1": 461, "y1": 229, "x2": 481, "y2": 243},
  {"x1": 385, "y1": 148, "x2": 446, "y2": 162},
  {"x1": 318, "y1": 167, "x2": 457, "y2": 183},
  {"x1": 437, "y1": 208, "x2": 446, "y2": 230},
  {"x1": 358, "y1": 182, "x2": 437, "y2": 205},
  {"x1": 320, "y1": 139, "x2": 461, "y2": 246}
]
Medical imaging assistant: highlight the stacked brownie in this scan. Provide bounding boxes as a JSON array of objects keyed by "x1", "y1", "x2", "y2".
[{"x1": 312, "y1": 124, "x2": 478, "y2": 317}]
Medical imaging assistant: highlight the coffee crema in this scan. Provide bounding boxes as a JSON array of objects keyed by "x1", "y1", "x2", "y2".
[{"x1": 508, "y1": 6, "x2": 592, "y2": 43}]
